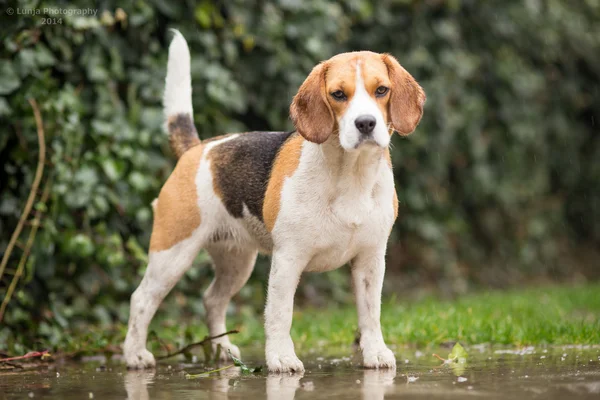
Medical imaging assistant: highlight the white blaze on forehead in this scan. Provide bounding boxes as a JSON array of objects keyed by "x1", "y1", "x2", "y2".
[
  {"x1": 337, "y1": 60, "x2": 390, "y2": 150},
  {"x1": 354, "y1": 61, "x2": 366, "y2": 98}
]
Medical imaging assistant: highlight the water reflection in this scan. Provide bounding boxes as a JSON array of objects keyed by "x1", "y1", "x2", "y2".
[
  {"x1": 124, "y1": 370, "x2": 155, "y2": 400},
  {"x1": 266, "y1": 373, "x2": 304, "y2": 400},
  {"x1": 362, "y1": 368, "x2": 396, "y2": 399},
  {"x1": 265, "y1": 369, "x2": 396, "y2": 400},
  {"x1": 209, "y1": 367, "x2": 241, "y2": 400},
  {"x1": 4, "y1": 347, "x2": 598, "y2": 400},
  {"x1": 122, "y1": 366, "x2": 398, "y2": 400}
]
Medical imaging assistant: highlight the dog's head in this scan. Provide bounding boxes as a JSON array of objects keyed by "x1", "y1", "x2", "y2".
[{"x1": 290, "y1": 51, "x2": 425, "y2": 150}]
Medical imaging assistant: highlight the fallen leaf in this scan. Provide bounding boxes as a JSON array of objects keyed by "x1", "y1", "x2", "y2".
[{"x1": 228, "y1": 349, "x2": 263, "y2": 374}]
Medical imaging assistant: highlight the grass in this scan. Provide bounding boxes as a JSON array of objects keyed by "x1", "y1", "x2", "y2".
[
  {"x1": 151, "y1": 283, "x2": 600, "y2": 354},
  {"x1": 4, "y1": 284, "x2": 599, "y2": 359},
  {"x1": 289, "y1": 283, "x2": 600, "y2": 349}
]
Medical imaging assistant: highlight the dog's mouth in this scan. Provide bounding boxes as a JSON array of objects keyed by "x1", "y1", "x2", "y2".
[{"x1": 354, "y1": 136, "x2": 382, "y2": 149}]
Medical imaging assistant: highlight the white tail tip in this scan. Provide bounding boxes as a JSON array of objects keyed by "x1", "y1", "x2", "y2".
[{"x1": 164, "y1": 29, "x2": 193, "y2": 120}]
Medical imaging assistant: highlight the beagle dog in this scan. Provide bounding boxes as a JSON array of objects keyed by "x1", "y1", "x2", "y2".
[{"x1": 123, "y1": 30, "x2": 425, "y2": 373}]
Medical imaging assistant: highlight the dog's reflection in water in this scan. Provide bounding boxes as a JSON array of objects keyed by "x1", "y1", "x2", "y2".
[
  {"x1": 266, "y1": 368, "x2": 395, "y2": 400},
  {"x1": 124, "y1": 370, "x2": 155, "y2": 400},
  {"x1": 123, "y1": 367, "x2": 396, "y2": 400},
  {"x1": 361, "y1": 368, "x2": 396, "y2": 399},
  {"x1": 266, "y1": 373, "x2": 304, "y2": 400},
  {"x1": 207, "y1": 367, "x2": 241, "y2": 400},
  {"x1": 124, "y1": 367, "x2": 241, "y2": 400}
]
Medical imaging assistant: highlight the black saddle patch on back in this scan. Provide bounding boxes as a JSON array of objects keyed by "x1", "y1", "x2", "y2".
[{"x1": 209, "y1": 131, "x2": 295, "y2": 221}]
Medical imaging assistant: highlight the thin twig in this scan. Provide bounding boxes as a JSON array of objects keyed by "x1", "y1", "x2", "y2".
[
  {"x1": 156, "y1": 330, "x2": 239, "y2": 360},
  {"x1": 0, "y1": 180, "x2": 51, "y2": 320},
  {"x1": 57, "y1": 344, "x2": 122, "y2": 360},
  {"x1": 0, "y1": 99, "x2": 46, "y2": 294},
  {"x1": 0, "y1": 350, "x2": 50, "y2": 363}
]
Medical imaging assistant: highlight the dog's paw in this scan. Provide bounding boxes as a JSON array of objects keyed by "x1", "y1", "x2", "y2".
[
  {"x1": 124, "y1": 348, "x2": 156, "y2": 370},
  {"x1": 362, "y1": 346, "x2": 396, "y2": 369},
  {"x1": 267, "y1": 351, "x2": 305, "y2": 373},
  {"x1": 213, "y1": 342, "x2": 241, "y2": 361}
]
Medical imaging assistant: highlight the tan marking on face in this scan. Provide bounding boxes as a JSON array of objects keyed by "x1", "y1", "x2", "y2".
[
  {"x1": 360, "y1": 57, "x2": 392, "y2": 133},
  {"x1": 263, "y1": 135, "x2": 304, "y2": 231},
  {"x1": 290, "y1": 51, "x2": 424, "y2": 146},
  {"x1": 323, "y1": 52, "x2": 392, "y2": 128},
  {"x1": 149, "y1": 144, "x2": 203, "y2": 251}
]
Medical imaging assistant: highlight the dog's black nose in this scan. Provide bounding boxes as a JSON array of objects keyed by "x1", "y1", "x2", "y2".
[{"x1": 355, "y1": 115, "x2": 376, "y2": 134}]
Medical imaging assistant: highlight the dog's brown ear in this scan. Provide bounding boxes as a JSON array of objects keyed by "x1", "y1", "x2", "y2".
[
  {"x1": 382, "y1": 54, "x2": 426, "y2": 135},
  {"x1": 290, "y1": 62, "x2": 335, "y2": 144}
]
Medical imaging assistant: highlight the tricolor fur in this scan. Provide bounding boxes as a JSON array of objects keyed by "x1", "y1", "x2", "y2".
[{"x1": 124, "y1": 30, "x2": 425, "y2": 373}]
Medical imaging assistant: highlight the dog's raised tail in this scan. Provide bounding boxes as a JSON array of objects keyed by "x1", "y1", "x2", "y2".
[{"x1": 164, "y1": 29, "x2": 200, "y2": 158}]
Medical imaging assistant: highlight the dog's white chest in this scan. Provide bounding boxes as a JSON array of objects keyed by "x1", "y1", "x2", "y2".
[
  {"x1": 271, "y1": 144, "x2": 396, "y2": 272},
  {"x1": 329, "y1": 191, "x2": 374, "y2": 228},
  {"x1": 302, "y1": 188, "x2": 390, "y2": 272},
  {"x1": 304, "y1": 223, "x2": 371, "y2": 272}
]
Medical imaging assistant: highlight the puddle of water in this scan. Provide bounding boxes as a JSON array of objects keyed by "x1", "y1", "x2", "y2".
[{"x1": 1, "y1": 346, "x2": 599, "y2": 399}]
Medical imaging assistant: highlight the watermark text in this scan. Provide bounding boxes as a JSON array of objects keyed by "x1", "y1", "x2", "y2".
[{"x1": 6, "y1": 7, "x2": 98, "y2": 17}]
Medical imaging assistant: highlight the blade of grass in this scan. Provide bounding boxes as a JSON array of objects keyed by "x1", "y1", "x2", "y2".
[{"x1": 185, "y1": 364, "x2": 234, "y2": 379}]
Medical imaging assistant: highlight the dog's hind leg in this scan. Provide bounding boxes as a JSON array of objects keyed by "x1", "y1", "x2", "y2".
[
  {"x1": 203, "y1": 245, "x2": 257, "y2": 361},
  {"x1": 123, "y1": 230, "x2": 204, "y2": 369},
  {"x1": 124, "y1": 141, "x2": 207, "y2": 369}
]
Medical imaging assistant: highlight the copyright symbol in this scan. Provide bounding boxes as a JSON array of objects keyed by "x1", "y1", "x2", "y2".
[{"x1": 6, "y1": 7, "x2": 14, "y2": 15}]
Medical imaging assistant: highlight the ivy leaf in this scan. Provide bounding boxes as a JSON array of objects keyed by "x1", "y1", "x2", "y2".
[
  {"x1": 228, "y1": 349, "x2": 263, "y2": 374},
  {"x1": 448, "y1": 343, "x2": 468, "y2": 376},
  {"x1": 186, "y1": 349, "x2": 262, "y2": 379},
  {"x1": 448, "y1": 342, "x2": 468, "y2": 363},
  {"x1": 433, "y1": 343, "x2": 468, "y2": 376}
]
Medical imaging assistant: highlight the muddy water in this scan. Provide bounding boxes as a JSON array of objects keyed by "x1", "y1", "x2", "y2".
[{"x1": 1, "y1": 346, "x2": 599, "y2": 399}]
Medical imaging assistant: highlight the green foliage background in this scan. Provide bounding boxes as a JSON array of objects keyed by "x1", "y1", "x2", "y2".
[{"x1": 1, "y1": 0, "x2": 599, "y2": 352}]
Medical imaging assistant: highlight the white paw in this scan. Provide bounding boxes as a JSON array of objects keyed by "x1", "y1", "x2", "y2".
[
  {"x1": 213, "y1": 342, "x2": 241, "y2": 361},
  {"x1": 362, "y1": 346, "x2": 396, "y2": 369},
  {"x1": 124, "y1": 348, "x2": 156, "y2": 370},
  {"x1": 267, "y1": 351, "x2": 305, "y2": 373}
]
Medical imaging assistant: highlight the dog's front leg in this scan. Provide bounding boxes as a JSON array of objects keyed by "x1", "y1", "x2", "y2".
[
  {"x1": 352, "y1": 247, "x2": 396, "y2": 369},
  {"x1": 264, "y1": 249, "x2": 307, "y2": 373}
]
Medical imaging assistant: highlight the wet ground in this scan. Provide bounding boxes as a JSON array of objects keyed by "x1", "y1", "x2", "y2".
[{"x1": 1, "y1": 345, "x2": 599, "y2": 399}]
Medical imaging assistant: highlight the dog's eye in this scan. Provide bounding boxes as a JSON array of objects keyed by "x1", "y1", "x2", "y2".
[
  {"x1": 375, "y1": 86, "x2": 389, "y2": 97},
  {"x1": 331, "y1": 90, "x2": 347, "y2": 101}
]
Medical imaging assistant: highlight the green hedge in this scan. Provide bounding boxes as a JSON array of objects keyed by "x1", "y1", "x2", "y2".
[{"x1": 1, "y1": 0, "x2": 599, "y2": 352}]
